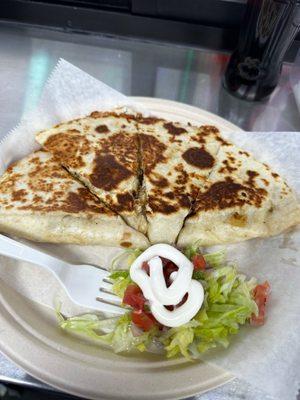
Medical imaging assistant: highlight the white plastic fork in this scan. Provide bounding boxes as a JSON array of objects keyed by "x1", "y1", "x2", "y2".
[{"x1": 0, "y1": 234, "x2": 125, "y2": 315}]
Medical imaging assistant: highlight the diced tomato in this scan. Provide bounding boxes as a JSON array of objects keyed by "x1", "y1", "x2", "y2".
[
  {"x1": 160, "y1": 257, "x2": 178, "y2": 287},
  {"x1": 250, "y1": 281, "x2": 270, "y2": 326},
  {"x1": 142, "y1": 257, "x2": 178, "y2": 287},
  {"x1": 165, "y1": 305, "x2": 174, "y2": 311},
  {"x1": 166, "y1": 293, "x2": 189, "y2": 311},
  {"x1": 160, "y1": 257, "x2": 172, "y2": 267},
  {"x1": 141, "y1": 261, "x2": 150, "y2": 275},
  {"x1": 123, "y1": 284, "x2": 146, "y2": 311},
  {"x1": 192, "y1": 254, "x2": 206, "y2": 270},
  {"x1": 164, "y1": 260, "x2": 178, "y2": 278},
  {"x1": 177, "y1": 292, "x2": 188, "y2": 307},
  {"x1": 132, "y1": 310, "x2": 157, "y2": 331}
]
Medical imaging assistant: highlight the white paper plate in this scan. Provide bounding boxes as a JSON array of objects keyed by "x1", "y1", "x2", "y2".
[{"x1": 0, "y1": 98, "x2": 240, "y2": 400}]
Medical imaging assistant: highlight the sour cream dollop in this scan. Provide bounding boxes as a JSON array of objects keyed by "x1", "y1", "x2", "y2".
[{"x1": 130, "y1": 244, "x2": 204, "y2": 327}]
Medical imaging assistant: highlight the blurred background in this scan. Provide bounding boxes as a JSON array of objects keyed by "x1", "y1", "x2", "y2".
[{"x1": 0, "y1": 0, "x2": 300, "y2": 136}]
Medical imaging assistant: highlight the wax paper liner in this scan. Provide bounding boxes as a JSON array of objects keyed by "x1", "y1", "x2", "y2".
[
  {"x1": 0, "y1": 59, "x2": 299, "y2": 400},
  {"x1": 0, "y1": 58, "x2": 147, "y2": 172}
]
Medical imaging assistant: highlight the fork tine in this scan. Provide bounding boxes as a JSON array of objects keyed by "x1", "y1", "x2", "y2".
[
  {"x1": 82, "y1": 263, "x2": 109, "y2": 272},
  {"x1": 96, "y1": 297, "x2": 127, "y2": 314},
  {"x1": 96, "y1": 296, "x2": 122, "y2": 306},
  {"x1": 100, "y1": 280, "x2": 115, "y2": 292},
  {"x1": 94, "y1": 299, "x2": 126, "y2": 315},
  {"x1": 99, "y1": 288, "x2": 123, "y2": 303}
]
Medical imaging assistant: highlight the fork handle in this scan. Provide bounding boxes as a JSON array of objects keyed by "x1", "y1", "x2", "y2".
[{"x1": 0, "y1": 234, "x2": 68, "y2": 276}]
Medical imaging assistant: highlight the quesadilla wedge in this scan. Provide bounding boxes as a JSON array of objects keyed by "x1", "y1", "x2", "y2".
[
  {"x1": 137, "y1": 117, "x2": 224, "y2": 243},
  {"x1": 0, "y1": 150, "x2": 149, "y2": 248},
  {"x1": 177, "y1": 140, "x2": 300, "y2": 247},
  {"x1": 36, "y1": 111, "x2": 147, "y2": 233}
]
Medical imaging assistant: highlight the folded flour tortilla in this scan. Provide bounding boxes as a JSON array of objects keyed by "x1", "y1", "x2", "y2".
[
  {"x1": 0, "y1": 150, "x2": 149, "y2": 248},
  {"x1": 36, "y1": 111, "x2": 147, "y2": 234},
  {"x1": 177, "y1": 140, "x2": 300, "y2": 247}
]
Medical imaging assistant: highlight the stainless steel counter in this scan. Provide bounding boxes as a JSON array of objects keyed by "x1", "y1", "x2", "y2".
[{"x1": 0, "y1": 23, "x2": 299, "y2": 400}]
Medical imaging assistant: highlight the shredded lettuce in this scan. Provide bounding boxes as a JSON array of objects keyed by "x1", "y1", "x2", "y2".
[
  {"x1": 109, "y1": 270, "x2": 133, "y2": 298},
  {"x1": 58, "y1": 311, "x2": 158, "y2": 353},
  {"x1": 111, "y1": 249, "x2": 143, "y2": 270},
  {"x1": 109, "y1": 270, "x2": 130, "y2": 279},
  {"x1": 184, "y1": 239, "x2": 202, "y2": 259},
  {"x1": 191, "y1": 264, "x2": 258, "y2": 355},
  {"x1": 57, "y1": 312, "x2": 120, "y2": 339},
  {"x1": 159, "y1": 262, "x2": 259, "y2": 359},
  {"x1": 185, "y1": 242, "x2": 226, "y2": 268},
  {"x1": 204, "y1": 249, "x2": 226, "y2": 268},
  {"x1": 160, "y1": 320, "x2": 200, "y2": 359},
  {"x1": 98, "y1": 313, "x2": 159, "y2": 353}
]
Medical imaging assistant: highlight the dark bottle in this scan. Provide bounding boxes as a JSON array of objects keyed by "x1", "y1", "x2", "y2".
[{"x1": 223, "y1": 0, "x2": 300, "y2": 101}]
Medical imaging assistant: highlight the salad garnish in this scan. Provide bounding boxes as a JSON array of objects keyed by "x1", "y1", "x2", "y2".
[{"x1": 57, "y1": 243, "x2": 270, "y2": 359}]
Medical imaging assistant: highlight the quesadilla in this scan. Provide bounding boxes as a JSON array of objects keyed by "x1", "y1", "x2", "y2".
[
  {"x1": 137, "y1": 116, "x2": 224, "y2": 243},
  {"x1": 36, "y1": 111, "x2": 147, "y2": 233},
  {"x1": 34, "y1": 109, "x2": 300, "y2": 247},
  {"x1": 0, "y1": 150, "x2": 149, "y2": 248},
  {"x1": 177, "y1": 140, "x2": 300, "y2": 247}
]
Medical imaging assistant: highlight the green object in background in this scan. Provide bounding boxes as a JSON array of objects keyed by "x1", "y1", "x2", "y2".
[
  {"x1": 178, "y1": 49, "x2": 195, "y2": 103},
  {"x1": 0, "y1": 384, "x2": 20, "y2": 399},
  {"x1": 22, "y1": 50, "x2": 50, "y2": 116}
]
